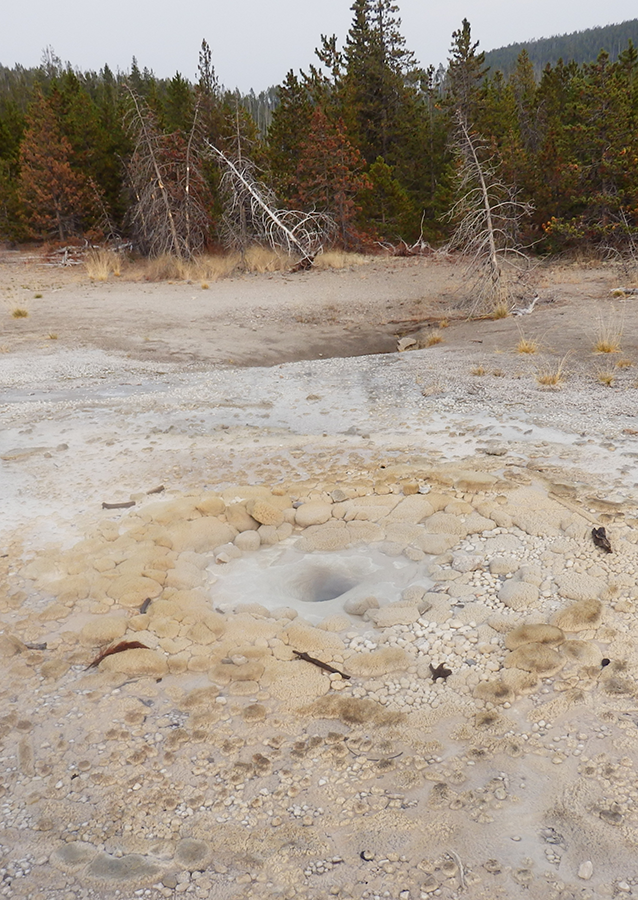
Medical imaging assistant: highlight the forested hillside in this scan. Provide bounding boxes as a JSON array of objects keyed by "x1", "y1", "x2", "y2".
[
  {"x1": 484, "y1": 18, "x2": 638, "y2": 77},
  {"x1": 1, "y1": 3, "x2": 637, "y2": 258}
]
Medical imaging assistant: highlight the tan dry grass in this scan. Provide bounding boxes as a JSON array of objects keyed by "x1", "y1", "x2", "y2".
[
  {"x1": 314, "y1": 250, "x2": 369, "y2": 269},
  {"x1": 85, "y1": 249, "x2": 122, "y2": 281},
  {"x1": 516, "y1": 335, "x2": 539, "y2": 354},
  {"x1": 423, "y1": 330, "x2": 444, "y2": 347},
  {"x1": 11, "y1": 308, "x2": 28, "y2": 318},
  {"x1": 243, "y1": 246, "x2": 291, "y2": 273},
  {"x1": 116, "y1": 247, "x2": 374, "y2": 283},
  {"x1": 536, "y1": 353, "x2": 570, "y2": 387},
  {"x1": 108, "y1": 246, "x2": 377, "y2": 284},
  {"x1": 491, "y1": 302, "x2": 510, "y2": 320},
  {"x1": 471, "y1": 365, "x2": 487, "y2": 376},
  {"x1": 593, "y1": 311, "x2": 623, "y2": 354},
  {"x1": 595, "y1": 366, "x2": 616, "y2": 386},
  {"x1": 135, "y1": 253, "x2": 240, "y2": 283}
]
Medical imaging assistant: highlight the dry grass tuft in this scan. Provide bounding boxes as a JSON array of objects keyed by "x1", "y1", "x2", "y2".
[
  {"x1": 111, "y1": 247, "x2": 372, "y2": 283},
  {"x1": 471, "y1": 365, "x2": 487, "y2": 376},
  {"x1": 423, "y1": 330, "x2": 444, "y2": 347},
  {"x1": 596, "y1": 366, "x2": 616, "y2": 386},
  {"x1": 314, "y1": 250, "x2": 369, "y2": 269},
  {"x1": 593, "y1": 312, "x2": 623, "y2": 354},
  {"x1": 616, "y1": 358, "x2": 633, "y2": 368},
  {"x1": 439, "y1": 318, "x2": 449, "y2": 328},
  {"x1": 536, "y1": 354, "x2": 570, "y2": 387},
  {"x1": 491, "y1": 302, "x2": 510, "y2": 320},
  {"x1": 594, "y1": 336, "x2": 622, "y2": 354},
  {"x1": 12, "y1": 308, "x2": 28, "y2": 318},
  {"x1": 191, "y1": 255, "x2": 239, "y2": 281},
  {"x1": 85, "y1": 248, "x2": 122, "y2": 281},
  {"x1": 421, "y1": 380, "x2": 444, "y2": 396},
  {"x1": 48, "y1": 332, "x2": 58, "y2": 340},
  {"x1": 140, "y1": 254, "x2": 190, "y2": 282},
  {"x1": 517, "y1": 336, "x2": 538, "y2": 354},
  {"x1": 201, "y1": 282, "x2": 209, "y2": 290},
  {"x1": 138, "y1": 253, "x2": 240, "y2": 282},
  {"x1": 243, "y1": 246, "x2": 291, "y2": 273}
]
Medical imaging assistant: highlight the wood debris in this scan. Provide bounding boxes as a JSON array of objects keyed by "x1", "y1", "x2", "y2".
[
  {"x1": 86, "y1": 640, "x2": 149, "y2": 669},
  {"x1": 293, "y1": 650, "x2": 351, "y2": 680},
  {"x1": 592, "y1": 526, "x2": 612, "y2": 553}
]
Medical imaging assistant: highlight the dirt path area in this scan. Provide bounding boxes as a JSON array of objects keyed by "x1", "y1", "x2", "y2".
[
  {"x1": 2, "y1": 252, "x2": 638, "y2": 900},
  {"x1": 1, "y1": 250, "x2": 634, "y2": 368}
]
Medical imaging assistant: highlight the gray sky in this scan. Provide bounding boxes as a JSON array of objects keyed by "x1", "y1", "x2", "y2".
[{"x1": 4, "y1": 1, "x2": 638, "y2": 92}]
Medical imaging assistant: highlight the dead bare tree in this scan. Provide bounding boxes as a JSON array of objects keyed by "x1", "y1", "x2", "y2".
[
  {"x1": 124, "y1": 87, "x2": 211, "y2": 258},
  {"x1": 447, "y1": 111, "x2": 533, "y2": 315},
  {"x1": 208, "y1": 142, "x2": 335, "y2": 267}
]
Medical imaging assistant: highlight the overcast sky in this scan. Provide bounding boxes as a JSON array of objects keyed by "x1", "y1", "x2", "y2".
[{"x1": 4, "y1": 0, "x2": 637, "y2": 93}]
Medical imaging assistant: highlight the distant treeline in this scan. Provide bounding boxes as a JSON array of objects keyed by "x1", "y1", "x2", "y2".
[
  {"x1": 484, "y1": 18, "x2": 638, "y2": 77},
  {"x1": 1, "y1": 4, "x2": 638, "y2": 256}
]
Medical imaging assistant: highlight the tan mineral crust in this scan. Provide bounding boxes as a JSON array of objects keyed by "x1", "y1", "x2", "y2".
[{"x1": 2, "y1": 256, "x2": 638, "y2": 899}]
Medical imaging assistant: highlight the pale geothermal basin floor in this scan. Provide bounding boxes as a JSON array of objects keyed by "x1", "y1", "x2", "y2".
[{"x1": 2, "y1": 254, "x2": 638, "y2": 899}]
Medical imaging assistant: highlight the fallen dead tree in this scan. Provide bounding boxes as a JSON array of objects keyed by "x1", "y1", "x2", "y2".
[{"x1": 208, "y1": 142, "x2": 335, "y2": 269}]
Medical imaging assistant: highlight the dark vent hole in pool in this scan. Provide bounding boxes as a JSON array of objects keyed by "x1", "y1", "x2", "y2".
[{"x1": 287, "y1": 565, "x2": 359, "y2": 603}]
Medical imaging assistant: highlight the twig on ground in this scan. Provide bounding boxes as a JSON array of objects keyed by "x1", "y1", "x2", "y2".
[
  {"x1": 292, "y1": 650, "x2": 351, "y2": 679},
  {"x1": 447, "y1": 849, "x2": 466, "y2": 891}
]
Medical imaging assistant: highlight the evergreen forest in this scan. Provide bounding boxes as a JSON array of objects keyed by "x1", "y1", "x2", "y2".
[{"x1": 1, "y1": 3, "x2": 638, "y2": 258}]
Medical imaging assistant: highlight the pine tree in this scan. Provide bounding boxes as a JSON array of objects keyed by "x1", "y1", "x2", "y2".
[
  {"x1": 342, "y1": 0, "x2": 419, "y2": 164},
  {"x1": 420, "y1": 64, "x2": 453, "y2": 236},
  {"x1": 0, "y1": 98, "x2": 25, "y2": 239},
  {"x1": 266, "y1": 71, "x2": 314, "y2": 203},
  {"x1": 164, "y1": 72, "x2": 194, "y2": 133},
  {"x1": 447, "y1": 19, "x2": 488, "y2": 119},
  {"x1": 358, "y1": 156, "x2": 414, "y2": 239},
  {"x1": 196, "y1": 39, "x2": 224, "y2": 142},
  {"x1": 293, "y1": 106, "x2": 371, "y2": 247},
  {"x1": 19, "y1": 89, "x2": 94, "y2": 240}
]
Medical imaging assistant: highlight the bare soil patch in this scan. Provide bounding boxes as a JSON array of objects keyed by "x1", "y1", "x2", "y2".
[{"x1": 1, "y1": 250, "x2": 635, "y2": 372}]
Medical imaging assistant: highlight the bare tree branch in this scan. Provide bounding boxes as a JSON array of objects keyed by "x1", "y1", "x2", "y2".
[
  {"x1": 123, "y1": 86, "x2": 211, "y2": 258},
  {"x1": 446, "y1": 111, "x2": 533, "y2": 315},
  {"x1": 207, "y1": 141, "x2": 335, "y2": 266}
]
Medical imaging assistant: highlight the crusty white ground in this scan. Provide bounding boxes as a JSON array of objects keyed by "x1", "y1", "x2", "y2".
[{"x1": 2, "y1": 261, "x2": 638, "y2": 900}]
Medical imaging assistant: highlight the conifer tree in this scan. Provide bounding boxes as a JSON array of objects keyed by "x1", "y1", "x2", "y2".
[
  {"x1": 196, "y1": 40, "x2": 224, "y2": 142},
  {"x1": 266, "y1": 71, "x2": 314, "y2": 203},
  {"x1": 0, "y1": 99, "x2": 25, "y2": 239},
  {"x1": 447, "y1": 19, "x2": 488, "y2": 120},
  {"x1": 358, "y1": 156, "x2": 414, "y2": 239},
  {"x1": 49, "y1": 70, "x2": 122, "y2": 229},
  {"x1": 164, "y1": 72, "x2": 194, "y2": 133},
  {"x1": 342, "y1": 0, "x2": 419, "y2": 164},
  {"x1": 293, "y1": 106, "x2": 371, "y2": 247},
  {"x1": 19, "y1": 89, "x2": 94, "y2": 240}
]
